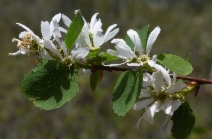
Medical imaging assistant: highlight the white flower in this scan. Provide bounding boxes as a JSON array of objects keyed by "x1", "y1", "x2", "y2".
[
  {"x1": 41, "y1": 13, "x2": 67, "y2": 40},
  {"x1": 8, "y1": 23, "x2": 42, "y2": 56},
  {"x1": 134, "y1": 71, "x2": 186, "y2": 125},
  {"x1": 106, "y1": 26, "x2": 160, "y2": 67},
  {"x1": 81, "y1": 13, "x2": 119, "y2": 50}
]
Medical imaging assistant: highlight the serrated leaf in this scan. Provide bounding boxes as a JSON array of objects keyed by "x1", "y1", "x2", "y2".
[
  {"x1": 157, "y1": 54, "x2": 193, "y2": 75},
  {"x1": 171, "y1": 101, "x2": 195, "y2": 139},
  {"x1": 112, "y1": 69, "x2": 143, "y2": 116},
  {"x1": 136, "y1": 24, "x2": 149, "y2": 54},
  {"x1": 65, "y1": 10, "x2": 84, "y2": 49},
  {"x1": 22, "y1": 60, "x2": 79, "y2": 110}
]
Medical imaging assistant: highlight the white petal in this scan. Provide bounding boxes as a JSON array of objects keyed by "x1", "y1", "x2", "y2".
[
  {"x1": 127, "y1": 63, "x2": 141, "y2": 66},
  {"x1": 42, "y1": 49, "x2": 54, "y2": 60},
  {"x1": 139, "y1": 88, "x2": 151, "y2": 98},
  {"x1": 133, "y1": 98, "x2": 154, "y2": 110},
  {"x1": 146, "y1": 26, "x2": 161, "y2": 55},
  {"x1": 62, "y1": 14, "x2": 72, "y2": 27},
  {"x1": 16, "y1": 23, "x2": 41, "y2": 42},
  {"x1": 167, "y1": 82, "x2": 186, "y2": 94},
  {"x1": 16, "y1": 23, "x2": 34, "y2": 35},
  {"x1": 153, "y1": 101, "x2": 161, "y2": 112},
  {"x1": 152, "y1": 55, "x2": 157, "y2": 63},
  {"x1": 153, "y1": 64, "x2": 171, "y2": 85},
  {"x1": 41, "y1": 21, "x2": 50, "y2": 40},
  {"x1": 59, "y1": 27, "x2": 67, "y2": 33},
  {"x1": 152, "y1": 71, "x2": 163, "y2": 93},
  {"x1": 52, "y1": 13, "x2": 61, "y2": 22},
  {"x1": 19, "y1": 31, "x2": 28, "y2": 39},
  {"x1": 103, "y1": 61, "x2": 128, "y2": 67},
  {"x1": 127, "y1": 29, "x2": 142, "y2": 54},
  {"x1": 107, "y1": 49, "x2": 126, "y2": 59},
  {"x1": 52, "y1": 20, "x2": 61, "y2": 37},
  {"x1": 164, "y1": 100, "x2": 172, "y2": 114},
  {"x1": 61, "y1": 41, "x2": 68, "y2": 56},
  {"x1": 111, "y1": 39, "x2": 136, "y2": 58},
  {"x1": 50, "y1": 13, "x2": 61, "y2": 37},
  {"x1": 90, "y1": 13, "x2": 98, "y2": 31},
  {"x1": 71, "y1": 47, "x2": 89, "y2": 61},
  {"x1": 43, "y1": 40, "x2": 60, "y2": 57},
  {"x1": 102, "y1": 24, "x2": 119, "y2": 44},
  {"x1": 8, "y1": 50, "x2": 22, "y2": 56},
  {"x1": 169, "y1": 99, "x2": 181, "y2": 115},
  {"x1": 82, "y1": 24, "x2": 92, "y2": 47},
  {"x1": 166, "y1": 120, "x2": 173, "y2": 135}
]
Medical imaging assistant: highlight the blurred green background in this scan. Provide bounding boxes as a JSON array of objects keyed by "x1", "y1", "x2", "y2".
[{"x1": 1, "y1": 0, "x2": 212, "y2": 138}]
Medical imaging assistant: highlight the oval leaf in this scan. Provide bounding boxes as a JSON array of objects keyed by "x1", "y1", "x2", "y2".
[
  {"x1": 90, "y1": 70, "x2": 102, "y2": 92},
  {"x1": 157, "y1": 54, "x2": 193, "y2": 75},
  {"x1": 171, "y1": 101, "x2": 195, "y2": 139},
  {"x1": 112, "y1": 69, "x2": 143, "y2": 116},
  {"x1": 65, "y1": 10, "x2": 84, "y2": 49},
  {"x1": 22, "y1": 60, "x2": 79, "y2": 110}
]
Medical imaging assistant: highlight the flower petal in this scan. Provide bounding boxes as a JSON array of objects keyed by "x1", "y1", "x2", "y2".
[
  {"x1": 127, "y1": 29, "x2": 142, "y2": 54},
  {"x1": 71, "y1": 47, "x2": 89, "y2": 62},
  {"x1": 8, "y1": 50, "x2": 22, "y2": 56},
  {"x1": 102, "y1": 24, "x2": 119, "y2": 44},
  {"x1": 167, "y1": 82, "x2": 186, "y2": 94},
  {"x1": 152, "y1": 71, "x2": 163, "y2": 93},
  {"x1": 133, "y1": 98, "x2": 154, "y2": 110},
  {"x1": 90, "y1": 13, "x2": 98, "y2": 31},
  {"x1": 111, "y1": 39, "x2": 136, "y2": 58},
  {"x1": 127, "y1": 63, "x2": 141, "y2": 66},
  {"x1": 41, "y1": 21, "x2": 50, "y2": 40},
  {"x1": 169, "y1": 99, "x2": 181, "y2": 115},
  {"x1": 146, "y1": 26, "x2": 161, "y2": 55},
  {"x1": 139, "y1": 88, "x2": 151, "y2": 98},
  {"x1": 152, "y1": 64, "x2": 171, "y2": 85},
  {"x1": 62, "y1": 14, "x2": 72, "y2": 27},
  {"x1": 43, "y1": 40, "x2": 60, "y2": 57}
]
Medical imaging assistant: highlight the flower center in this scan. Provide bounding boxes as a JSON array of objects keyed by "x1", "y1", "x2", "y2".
[{"x1": 157, "y1": 91, "x2": 169, "y2": 103}]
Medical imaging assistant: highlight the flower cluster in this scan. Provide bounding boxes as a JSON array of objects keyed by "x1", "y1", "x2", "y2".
[{"x1": 9, "y1": 10, "x2": 191, "y2": 135}]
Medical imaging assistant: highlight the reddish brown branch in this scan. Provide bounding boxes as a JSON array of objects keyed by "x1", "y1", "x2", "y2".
[{"x1": 93, "y1": 65, "x2": 212, "y2": 84}]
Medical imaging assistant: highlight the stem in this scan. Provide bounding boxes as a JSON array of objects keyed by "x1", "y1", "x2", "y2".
[{"x1": 92, "y1": 65, "x2": 212, "y2": 84}]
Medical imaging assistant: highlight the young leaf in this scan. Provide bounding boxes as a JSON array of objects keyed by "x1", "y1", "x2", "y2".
[
  {"x1": 90, "y1": 70, "x2": 102, "y2": 92},
  {"x1": 87, "y1": 50, "x2": 118, "y2": 65},
  {"x1": 171, "y1": 101, "x2": 195, "y2": 139},
  {"x1": 22, "y1": 60, "x2": 79, "y2": 110},
  {"x1": 136, "y1": 24, "x2": 150, "y2": 54},
  {"x1": 65, "y1": 10, "x2": 84, "y2": 49},
  {"x1": 157, "y1": 54, "x2": 193, "y2": 75},
  {"x1": 112, "y1": 69, "x2": 143, "y2": 116}
]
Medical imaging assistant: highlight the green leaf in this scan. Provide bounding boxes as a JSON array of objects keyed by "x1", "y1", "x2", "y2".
[
  {"x1": 87, "y1": 50, "x2": 118, "y2": 65},
  {"x1": 22, "y1": 60, "x2": 79, "y2": 110},
  {"x1": 136, "y1": 24, "x2": 149, "y2": 54},
  {"x1": 171, "y1": 101, "x2": 195, "y2": 139},
  {"x1": 90, "y1": 71, "x2": 101, "y2": 92},
  {"x1": 112, "y1": 69, "x2": 143, "y2": 116},
  {"x1": 157, "y1": 54, "x2": 193, "y2": 75},
  {"x1": 86, "y1": 49, "x2": 100, "y2": 59},
  {"x1": 65, "y1": 10, "x2": 84, "y2": 49},
  {"x1": 125, "y1": 33, "x2": 134, "y2": 50}
]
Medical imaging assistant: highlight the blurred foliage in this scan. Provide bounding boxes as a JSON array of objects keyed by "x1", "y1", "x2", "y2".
[{"x1": 1, "y1": 0, "x2": 212, "y2": 138}]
